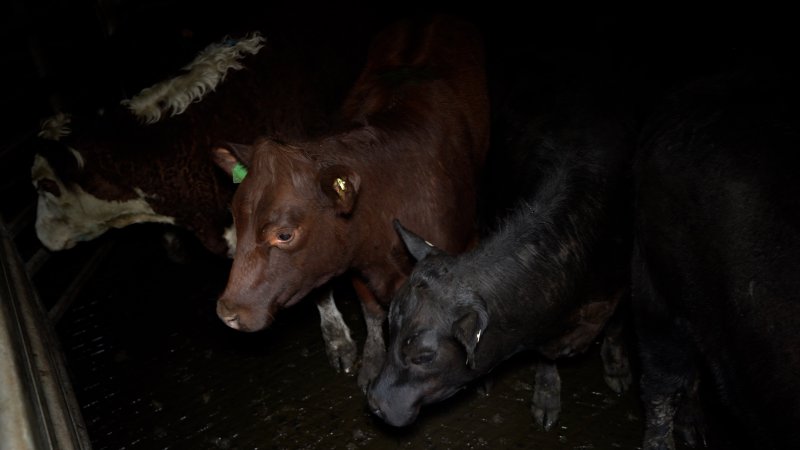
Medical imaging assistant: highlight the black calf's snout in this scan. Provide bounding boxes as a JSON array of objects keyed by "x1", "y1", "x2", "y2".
[
  {"x1": 365, "y1": 375, "x2": 421, "y2": 427},
  {"x1": 366, "y1": 380, "x2": 384, "y2": 419},
  {"x1": 367, "y1": 396, "x2": 386, "y2": 421}
]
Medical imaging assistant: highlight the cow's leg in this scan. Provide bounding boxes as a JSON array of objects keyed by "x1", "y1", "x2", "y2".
[
  {"x1": 639, "y1": 362, "x2": 702, "y2": 450},
  {"x1": 476, "y1": 376, "x2": 494, "y2": 396},
  {"x1": 316, "y1": 289, "x2": 358, "y2": 374},
  {"x1": 632, "y1": 245, "x2": 702, "y2": 450},
  {"x1": 673, "y1": 376, "x2": 707, "y2": 448},
  {"x1": 600, "y1": 307, "x2": 632, "y2": 394},
  {"x1": 352, "y1": 279, "x2": 387, "y2": 392},
  {"x1": 531, "y1": 358, "x2": 561, "y2": 431}
]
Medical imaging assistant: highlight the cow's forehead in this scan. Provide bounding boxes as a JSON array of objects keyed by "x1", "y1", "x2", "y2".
[
  {"x1": 252, "y1": 142, "x2": 316, "y2": 179},
  {"x1": 410, "y1": 256, "x2": 457, "y2": 292},
  {"x1": 391, "y1": 279, "x2": 451, "y2": 327},
  {"x1": 232, "y1": 179, "x2": 317, "y2": 230},
  {"x1": 233, "y1": 145, "x2": 323, "y2": 211}
]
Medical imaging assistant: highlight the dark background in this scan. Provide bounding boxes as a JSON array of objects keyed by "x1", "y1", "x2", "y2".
[{"x1": 3, "y1": 1, "x2": 797, "y2": 137}]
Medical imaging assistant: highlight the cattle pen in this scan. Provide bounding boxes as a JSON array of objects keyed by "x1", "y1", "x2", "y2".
[
  {"x1": 1, "y1": 216, "x2": 648, "y2": 449},
  {"x1": 2, "y1": 110, "x2": 650, "y2": 448},
  {"x1": 3, "y1": 1, "x2": 789, "y2": 449},
  {"x1": 1, "y1": 3, "x2": 650, "y2": 446},
  {"x1": 2, "y1": 130, "x2": 647, "y2": 449}
]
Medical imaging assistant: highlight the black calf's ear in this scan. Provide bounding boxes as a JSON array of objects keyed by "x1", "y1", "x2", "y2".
[
  {"x1": 394, "y1": 219, "x2": 440, "y2": 261},
  {"x1": 211, "y1": 142, "x2": 254, "y2": 182},
  {"x1": 453, "y1": 298, "x2": 489, "y2": 369}
]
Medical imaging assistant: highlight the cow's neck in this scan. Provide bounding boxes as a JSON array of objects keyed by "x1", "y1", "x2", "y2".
[{"x1": 464, "y1": 169, "x2": 612, "y2": 365}]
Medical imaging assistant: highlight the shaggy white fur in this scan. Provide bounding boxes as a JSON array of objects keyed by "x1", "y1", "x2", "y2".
[
  {"x1": 122, "y1": 32, "x2": 266, "y2": 124},
  {"x1": 37, "y1": 112, "x2": 72, "y2": 140}
]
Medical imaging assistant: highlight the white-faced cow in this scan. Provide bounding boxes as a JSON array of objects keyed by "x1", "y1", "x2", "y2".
[
  {"x1": 211, "y1": 15, "x2": 491, "y2": 390},
  {"x1": 366, "y1": 49, "x2": 638, "y2": 428},
  {"x1": 31, "y1": 29, "x2": 367, "y2": 373},
  {"x1": 631, "y1": 70, "x2": 800, "y2": 450}
]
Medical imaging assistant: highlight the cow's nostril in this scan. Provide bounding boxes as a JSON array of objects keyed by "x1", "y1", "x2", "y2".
[
  {"x1": 366, "y1": 388, "x2": 384, "y2": 419},
  {"x1": 216, "y1": 299, "x2": 239, "y2": 328},
  {"x1": 367, "y1": 398, "x2": 384, "y2": 419},
  {"x1": 223, "y1": 314, "x2": 240, "y2": 330}
]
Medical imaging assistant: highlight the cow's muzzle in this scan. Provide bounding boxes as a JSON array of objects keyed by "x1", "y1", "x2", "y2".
[
  {"x1": 365, "y1": 378, "x2": 419, "y2": 427},
  {"x1": 366, "y1": 382, "x2": 387, "y2": 421},
  {"x1": 216, "y1": 300, "x2": 240, "y2": 330}
]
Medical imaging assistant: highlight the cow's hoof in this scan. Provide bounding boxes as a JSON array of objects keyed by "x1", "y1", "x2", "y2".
[
  {"x1": 675, "y1": 420, "x2": 707, "y2": 449},
  {"x1": 601, "y1": 336, "x2": 632, "y2": 394},
  {"x1": 531, "y1": 384, "x2": 561, "y2": 430},
  {"x1": 532, "y1": 360, "x2": 561, "y2": 431},
  {"x1": 604, "y1": 369, "x2": 632, "y2": 394},
  {"x1": 643, "y1": 394, "x2": 679, "y2": 450},
  {"x1": 531, "y1": 396, "x2": 560, "y2": 431},
  {"x1": 476, "y1": 377, "x2": 493, "y2": 396},
  {"x1": 643, "y1": 434, "x2": 676, "y2": 450},
  {"x1": 674, "y1": 385, "x2": 707, "y2": 448},
  {"x1": 324, "y1": 337, "x2": 358, "y2": 375}
]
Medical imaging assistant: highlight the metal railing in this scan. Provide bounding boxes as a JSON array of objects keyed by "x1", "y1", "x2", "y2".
[{"x1": 0, "y1": 218, "x2": 92, "y2": 450}]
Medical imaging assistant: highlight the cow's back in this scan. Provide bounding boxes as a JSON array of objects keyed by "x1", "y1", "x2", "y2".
[
  {"x1": 336, "y1": 15, "x2": 490, "y2": 257},
  {"x1": 340, "y1": 15, "x2": 488, "y2": 166},
  {"x1": 633, "y1": 69, "x2": 800, "y2": 448}
]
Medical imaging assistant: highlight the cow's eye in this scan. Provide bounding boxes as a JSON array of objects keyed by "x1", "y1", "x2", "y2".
[
  {"x1": 411, "y1": 351, "x2": 435, "y2": 366},
  {"x1": 37, "y1": 178, "x2": 61, "y2": 197},
  {"x1": 268, "y1": 227, "x2": 298, "y2": 248}
]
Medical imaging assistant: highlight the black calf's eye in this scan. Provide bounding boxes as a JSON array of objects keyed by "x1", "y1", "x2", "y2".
[
  {"x1": 277, "y1": 231, "x2": 293, "y2": 242},
  {"x1": 411, "y1": 351, "x2": 435, "y2": 366}
]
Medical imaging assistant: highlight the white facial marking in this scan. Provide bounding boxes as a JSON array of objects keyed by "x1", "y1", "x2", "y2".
[
  {"x1": 31, "y1": 155, "x2": 175, "y2": 251},
  {"x1": 223, "y1": 225, "x2": 237, "y2": 258}
]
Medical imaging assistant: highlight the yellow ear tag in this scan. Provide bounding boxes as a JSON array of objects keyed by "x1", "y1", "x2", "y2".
[{"x1": 334, "y1": 177, "x2": 347, "y2": 198}]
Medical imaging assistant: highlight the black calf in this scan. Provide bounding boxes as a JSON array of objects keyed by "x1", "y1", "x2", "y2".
[{"x1": 366, "y1": 55, "x2": 638, "y2": 427}]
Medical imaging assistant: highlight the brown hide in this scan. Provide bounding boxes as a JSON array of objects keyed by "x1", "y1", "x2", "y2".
[
  {"x1": 38, "y1": 29, "x2": 367, "y2": 257},
  {"x1": 216, "y1": 15, "x2": 490, "y2": 331}
]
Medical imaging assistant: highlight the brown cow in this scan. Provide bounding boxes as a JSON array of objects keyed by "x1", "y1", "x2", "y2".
[
  {"x1": 212, "y1": 14, "x2": 491, "y2": 389},
  {"x1": 31, "y1": 28, "x2": 369, "y2": 373}
]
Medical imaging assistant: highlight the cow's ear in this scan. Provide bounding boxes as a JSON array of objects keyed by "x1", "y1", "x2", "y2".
[
  {"x1": 319, "y1": 165, "x2": 360, "y2": 215},
  {"x1": 394, "y1": 219, "x2": 441, "y2": 261},
  {"x1": 211, "y1": 142, "x2": 254, "y2": 182},
  {"x1": 452, "y1": 298, "x2": 488, "y2": 370}
]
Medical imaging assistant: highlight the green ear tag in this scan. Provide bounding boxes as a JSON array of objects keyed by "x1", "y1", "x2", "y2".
[{"x1": 232, "y1": 162, "x2": 248, "y2": 184}]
